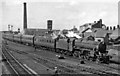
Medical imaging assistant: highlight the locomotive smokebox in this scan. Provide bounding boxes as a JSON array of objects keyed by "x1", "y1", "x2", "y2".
[
  {"x1": 23, "y1": 2, "x2": 27, "y2": 30},
  {"x1": 47, "y1": 20, "x2": 52, "y2": 31}
]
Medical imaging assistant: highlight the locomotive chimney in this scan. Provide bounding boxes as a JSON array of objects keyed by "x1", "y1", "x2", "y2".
[{"x1": 23, "y1": 2, "x2": 27, "y2": 30}]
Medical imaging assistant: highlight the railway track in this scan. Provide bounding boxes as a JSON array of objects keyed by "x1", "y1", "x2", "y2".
[
  {"x1": 34, "y1": 44, "x2": 120, "y2": 74},
  {"x1": 2, "y1": 45, "x2": 37, "y2": 75},
  {"x1": 4, "y1": 42, "x2": 120, "y2": 76},
  {"x1": 3, "y1": 44, "x2": 80, "y2": 74}
]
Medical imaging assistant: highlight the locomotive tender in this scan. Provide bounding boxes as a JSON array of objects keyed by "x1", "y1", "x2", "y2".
[{"x1": 2, "y1": 33, "x2": 111, "y2": 63}]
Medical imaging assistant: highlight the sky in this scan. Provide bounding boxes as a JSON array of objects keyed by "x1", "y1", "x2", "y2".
[{"x1": 0, "y1": 0, "x2": 120, "y2": 31}]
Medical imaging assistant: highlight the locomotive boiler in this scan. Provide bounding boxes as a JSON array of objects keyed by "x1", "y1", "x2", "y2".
[{"x1": 73, "y1": 39, "x2": 99, "y2": 58}]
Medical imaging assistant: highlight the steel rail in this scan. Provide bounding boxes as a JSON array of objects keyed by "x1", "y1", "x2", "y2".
[{"x1": 2, "y1": 45, "x2": 37, "y2": 75}]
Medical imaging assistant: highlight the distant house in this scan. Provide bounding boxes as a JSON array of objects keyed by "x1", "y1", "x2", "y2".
[
  {"x1": 110, "y1": 28, "x2": 120, "y2": 40},
  {"x1": 94, "y1": 29, "x2": 109, "y2": 44},
  {"x1": 79, "y1": 23, "x2": 94, "y2": 34},
  {"x1": 69, "y1": 26, "x2": 79, "y2": 34},
  {"x1": 62, "y1": 29, "x2": 69, "y2": 35},
  {"x1": 83, "y1": 28, "x2": 94, "y2": 38},
  {"x1": 91, "y1": 19, "x2": 106, "y2": 29},
  {"x1": 79, "y1": 19, "x2": 106, "y2": 35}
]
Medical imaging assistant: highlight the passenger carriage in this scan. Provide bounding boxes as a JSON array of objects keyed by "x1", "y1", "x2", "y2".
[
  {"x1": 13, "y1": 34, "x2": 22, "y2": 43},
  {"x1": 21, "y1": 35, "x2": 34, "y2": 45},
  {"x1": 34, "y1": 36, "x2": 55, "y2": 50},
  {"x1": 2, "y1": 33, "x2": 14, "y2": 41}
]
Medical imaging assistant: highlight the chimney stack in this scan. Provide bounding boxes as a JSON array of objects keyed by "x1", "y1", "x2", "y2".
[
  {"x1": 117, "y1": 25, "x2": 120, "y2": 29},
  {"x1": 18, "y1": 28, "x2": 20, "y2": 33},
  {"x1": 99, "y1": 19, "x2": 102, "y2": 26},
  {"x1": 8, "y1": 24, "x2": 10, "y2": 31},
  {"x1": 23, "y1": 2, "x2": 27, "y2": 30},
  {"x1": 94, "y1": 21, "x2": 96, "y2": 23},
  {"x1": 110, "y1": 26, "x2": 112, "y2": 30}
]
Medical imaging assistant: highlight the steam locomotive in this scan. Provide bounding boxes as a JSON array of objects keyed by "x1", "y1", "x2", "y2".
[{"x1": 2, "y1": 33, "x2": 112, "y2": 63}]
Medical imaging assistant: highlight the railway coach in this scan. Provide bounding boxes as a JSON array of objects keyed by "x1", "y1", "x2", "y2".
[
  {"x1": 22, "y1": 35, "x2": 35, "y2": 46},
  {"x1": 34, "y1": 36, "x2": 56, "y2": 51},
  {"x1": 13, "y1": 34, "x2": 22, "y2": 43},
  {"x1": 2, "y1": 33, "x2": 14, "y2": 41}
]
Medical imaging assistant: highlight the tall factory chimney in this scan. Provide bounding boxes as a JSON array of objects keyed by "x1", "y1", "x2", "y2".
[{"x1": 23, "y1": 2, "x2": 27, "y2": 30}]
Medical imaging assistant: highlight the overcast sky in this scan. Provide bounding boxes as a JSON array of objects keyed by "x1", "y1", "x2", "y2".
[{"x1": 1, "y1": 0, "x2": 119, "y2": 31}]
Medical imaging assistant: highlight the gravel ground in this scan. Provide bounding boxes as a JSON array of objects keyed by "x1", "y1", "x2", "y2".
[
  {"x1": 2, "y1": 62, "x2": 11, "y2": 74},
  {"x1": 8, "y1": 49, "x2": 54, "y2": 74}
]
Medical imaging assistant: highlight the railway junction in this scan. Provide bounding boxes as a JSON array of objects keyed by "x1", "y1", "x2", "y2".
[{"x1": 1, "y1": 38, "x2": 120, "y2": 76}]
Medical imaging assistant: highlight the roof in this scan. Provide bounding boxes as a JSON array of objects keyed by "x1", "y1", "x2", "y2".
[
  {"x1": 84, "y1": 32, "x2": 94, "y2": 38},
  {"x1": 94, "y1": 29, "x2": 108, "y2": 38},
  {"x1": 24, "y1": 28, "x2": 49, "y2": 36},
  {"x1": 85, "y1": 28, "x2": 92, "y2": 32},
  {"x1": 82, "y1": 28, "x2": 90, "y2": 33},
  {"x1": 110, "y1": 28, "x2": 120, "y2": 39}
]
